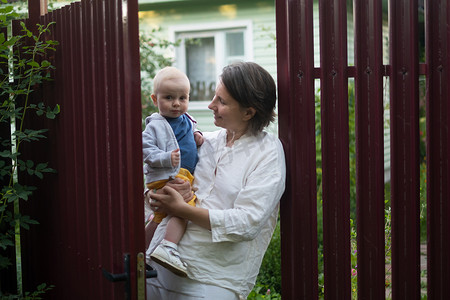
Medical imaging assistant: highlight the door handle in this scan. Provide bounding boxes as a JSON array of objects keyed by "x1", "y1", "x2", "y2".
[
  {"x1": 102, "y1": 254, "x2": 132, "y2": 299},
  {"x1": 102, "y1": 253, "x2": 157, "y2": 300}
]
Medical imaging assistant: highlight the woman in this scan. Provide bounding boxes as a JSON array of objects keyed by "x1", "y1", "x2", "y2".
[{"x1": 146, "y1": 61, "x2": 286, "y2": 299}]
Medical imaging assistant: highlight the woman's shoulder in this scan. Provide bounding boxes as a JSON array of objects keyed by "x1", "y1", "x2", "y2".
[
  {"x1": 254, "y1": 130, "x2": 283, "y2": 146},
  {"x1": 202, "y1": 129, "x2": 226, "y2": 140},
  {"x1": 244, "y1": 131, "x2": 284, "y2": 159}
]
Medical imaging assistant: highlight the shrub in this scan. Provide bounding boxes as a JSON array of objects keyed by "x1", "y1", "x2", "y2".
[{"x1": 255, "y1": 220, "x2": 281, "y2": 295}]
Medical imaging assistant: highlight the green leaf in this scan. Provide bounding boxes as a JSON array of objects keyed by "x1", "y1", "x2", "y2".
[
  {"x1": 0, "y1": 236, "x2": 14, "y2": 250},
  {"x1": 3, "y1": 183, "x2": 37, "y2": 202},
  {"x1": 0, "y1": 150, "x2": 18, "y2": 159},
  {"x1": 14, "y1": 129, "x2": 48, "y2": 142},
  {"x1": 14, "y1": 214, "x2": 39, "y2": 230},
  {"x1": 26, "y1": 160, "x2": 34, "y2": 168},
  {"x1": 3, "y1": 191, "x2": 19, "y2": 203},
  {"x1": 0, "y1": 150, "x2": 10, "y2": 158},
  {"x1": 0, "y1": 255, "x2": 12, "y2": 269},
  {"x1": 46, "y1": 111, "x2": 55, "y2": 119},
  {"x1": 41, "y1": 60, "x2": 51, "y2": 67},
  {"x1": 1, "y1": 4, "x2": 13, "y2": 14},
  {"x1": 27, "y1": 61, "x2": 40, "y2": 68}
]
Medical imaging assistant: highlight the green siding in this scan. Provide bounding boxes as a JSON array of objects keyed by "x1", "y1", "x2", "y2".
[
  {"x1": 138, "y1": 1, "x2": 390, "y2": 177},
  {"x1": 139, "y1": 0, "x2": 277, "y2": 71},
  {"x1": 139, "y1": 0, "x2": 277, "y2": 132}
]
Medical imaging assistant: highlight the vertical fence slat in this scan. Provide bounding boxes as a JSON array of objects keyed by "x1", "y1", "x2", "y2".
[
  {"x1": 75, "y1": 2, "x2": 97, "y2": 296},
  {"x1": 52, "y1": 7, "x2": 69, "y2": 296},
  {"x1": 426, "y1": 0, "x2": 450, "y2": 298},
  {"x1": 276, "y1": 0, "x2": 318, "y2": 299},
  {"x1": 71, "y1": 5, "x2": 87, "y2": 294},
  {"x1": 354, "y1": 0, "x2": 386, "y2": 298},
  {"x1": 104, "y1": 1, "x2": 123, "y2": 284},
  {"x1": 389, "y1": 0, "x2": 421, "y2": 298},
  {"x1": 319, "y1": 0, "x2": 351, "y2": 298},
  {"x1": 122, "y1": 0, "x2": 147, "y2": 293},
  {"x1": 93, "y1": 1, "x2": 120, "y2": 297},
  {"x1": 68, "y1": 5, "x2": 86, "y2": 296},
  {"x1": 80, "y1": 0, "x2": 100, "y2": 297}
]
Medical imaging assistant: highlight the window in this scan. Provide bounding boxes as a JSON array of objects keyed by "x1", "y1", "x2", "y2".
[{"x1": 170, "y1": 22, "x2": 253, "y2": 103}]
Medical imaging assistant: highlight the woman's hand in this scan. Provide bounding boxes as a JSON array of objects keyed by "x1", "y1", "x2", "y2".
[
  {"x1": 166, "y1": 177, "x2": 195, "y2": 203},
  {"x1": 144, "y1": 177, "x2": 193, "y2": 212},
  {"x1": 194, "y1": 131, "x2": 204, "y2": 146},
  {"x1": 146, "y1": 179, "x2": 211, "y2": 229},
  {"x1": 149, "y1": 186, "x2": 187, "y2": 216}
]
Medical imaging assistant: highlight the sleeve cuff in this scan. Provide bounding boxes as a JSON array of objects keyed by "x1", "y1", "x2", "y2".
[{"x1": 209, "y1": 209, "x2": 227, "y2": 242}]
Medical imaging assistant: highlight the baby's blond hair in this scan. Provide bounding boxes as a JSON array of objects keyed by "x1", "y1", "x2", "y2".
[{"x1": 153, "y1": 67, "x2": 190, "y2": 94}]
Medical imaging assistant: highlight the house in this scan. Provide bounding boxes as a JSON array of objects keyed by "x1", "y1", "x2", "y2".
[
  {"x1": 137, "y1": 0, "x2": 391, "y2": 124},
  {"x1": 138, "y1": 0, "x2": 396, "y2": 181}
]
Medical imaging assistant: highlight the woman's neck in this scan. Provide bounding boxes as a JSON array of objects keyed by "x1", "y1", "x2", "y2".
[{"x1": 226, "y1": 129, "x2": 247, "y2": 146}]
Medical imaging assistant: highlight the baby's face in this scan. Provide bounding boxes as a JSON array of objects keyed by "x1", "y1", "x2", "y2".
[{"x1": 152, "y1": 78, "x2": 190, "y2": 119}]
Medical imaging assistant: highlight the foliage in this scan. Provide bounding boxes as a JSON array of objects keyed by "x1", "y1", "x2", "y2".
[
  {"x1": 0, "y1": 283, "x2": 54, "y2": 300},
  {"x1": 254, "y1": 220, "x2": 281, "y2": 294},
  {"x1": 247, "y1": 284, "x2": 281, "y2": 300},
  {"x1": 0, "y1": 1, "x2": 59, "y2": 297},
  {"x1": 350, "y1": 218, "x2": 358, "y2": 298},
  {"x1": 139, "y1": 27, "x2": 178, "y2": 128},
  {"x1": 384, "y1": 198, "x2": 393, "y2": 296}
]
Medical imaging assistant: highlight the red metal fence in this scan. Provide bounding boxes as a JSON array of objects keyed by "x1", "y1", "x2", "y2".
[
  {"x1": 3, "y1": 0, "x2": 449, "y2": 298},
  {"x1": 276, "y1": 0, "x2": 449, "y2": 299},
  {"x1": 11, "y1": 0, "x2": 145, "y2": 299}
]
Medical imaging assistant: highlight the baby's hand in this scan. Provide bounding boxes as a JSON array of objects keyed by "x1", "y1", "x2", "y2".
[
  {"x1": 194, "y1": 131, "x2": 204, "y2": 146},
  {"x1": 171, "y1": 148, "x2": 180, "y2": 167}
]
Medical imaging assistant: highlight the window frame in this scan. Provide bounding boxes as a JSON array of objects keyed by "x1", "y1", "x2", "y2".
[{"x1": 169, "y1": 21, "x2": 253, "y2": 109}]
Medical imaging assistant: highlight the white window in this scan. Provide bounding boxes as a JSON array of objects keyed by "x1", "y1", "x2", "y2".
[{"x1": 170, "y1": 21, "x2": 253, "y2": 107}]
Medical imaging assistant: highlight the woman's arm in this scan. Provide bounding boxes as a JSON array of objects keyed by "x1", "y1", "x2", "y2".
[
  {"x1": 149, "y1": 186, "x2": 211, "y2": 230},
  {"x1": 206, "y1": 137, "x2": 286, "y2": 243}
]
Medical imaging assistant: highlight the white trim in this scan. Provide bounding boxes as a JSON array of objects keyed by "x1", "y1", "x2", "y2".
[
  {"x1": 169, "y1": 20, "x2": 253, "y2": 37},
  {"x1": 168, "y1": 20, "x2": 254, "y2": 71},
  {"x1": 215, "y1": 32, "x2": 226, "y2": 76},
  {"x1": 169, "y1": 20, "x2": 254, "y2": 102},
  {"x1": 188, "y1": 101, "x2": 212, "y2": 111}
]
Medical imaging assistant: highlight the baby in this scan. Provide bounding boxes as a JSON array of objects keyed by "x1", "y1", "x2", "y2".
[{"x1": 142, "y1": 67, "x2": 203, "y2": 277}]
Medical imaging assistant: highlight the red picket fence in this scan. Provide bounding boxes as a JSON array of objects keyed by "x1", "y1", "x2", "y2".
[{"x1": 276, "y1": 0, "x2": 449, "y2": 299}]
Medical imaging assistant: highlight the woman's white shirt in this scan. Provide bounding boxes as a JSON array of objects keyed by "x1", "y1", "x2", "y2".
[{"x1": 147, "y1": 129, "x2": 286, "y2": 298}]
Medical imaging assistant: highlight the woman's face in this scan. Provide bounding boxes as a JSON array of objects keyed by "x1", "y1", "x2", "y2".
[{"x1": 208, "y1": 81, "x2": 251, "y2": 134}]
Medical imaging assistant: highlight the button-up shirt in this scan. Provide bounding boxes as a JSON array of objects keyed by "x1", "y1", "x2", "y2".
[{"x1": 147, "y1": 129, "x2": 286, "y2": 298}]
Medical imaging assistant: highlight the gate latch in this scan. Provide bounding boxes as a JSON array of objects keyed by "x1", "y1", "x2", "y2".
[{"x1": 102, "y1": 253, "x2": 157, "y2": 300}]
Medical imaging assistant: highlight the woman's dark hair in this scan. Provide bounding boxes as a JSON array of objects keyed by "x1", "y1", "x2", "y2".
[{"x1": 220, "y1": 61, "x2": 277, "y2": 135}]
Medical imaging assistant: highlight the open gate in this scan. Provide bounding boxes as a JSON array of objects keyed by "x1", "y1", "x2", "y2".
[
  {"x1": 9, "y1": 0, "x2": 146, "y2": 299},
  {"x1": 276, "y1": 0, "x2": 449, "y2": 299}
]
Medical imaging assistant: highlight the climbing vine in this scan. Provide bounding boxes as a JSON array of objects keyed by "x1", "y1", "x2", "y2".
[{"x1": 0, "y1": 1, "x2": 59, "y2": 297}]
